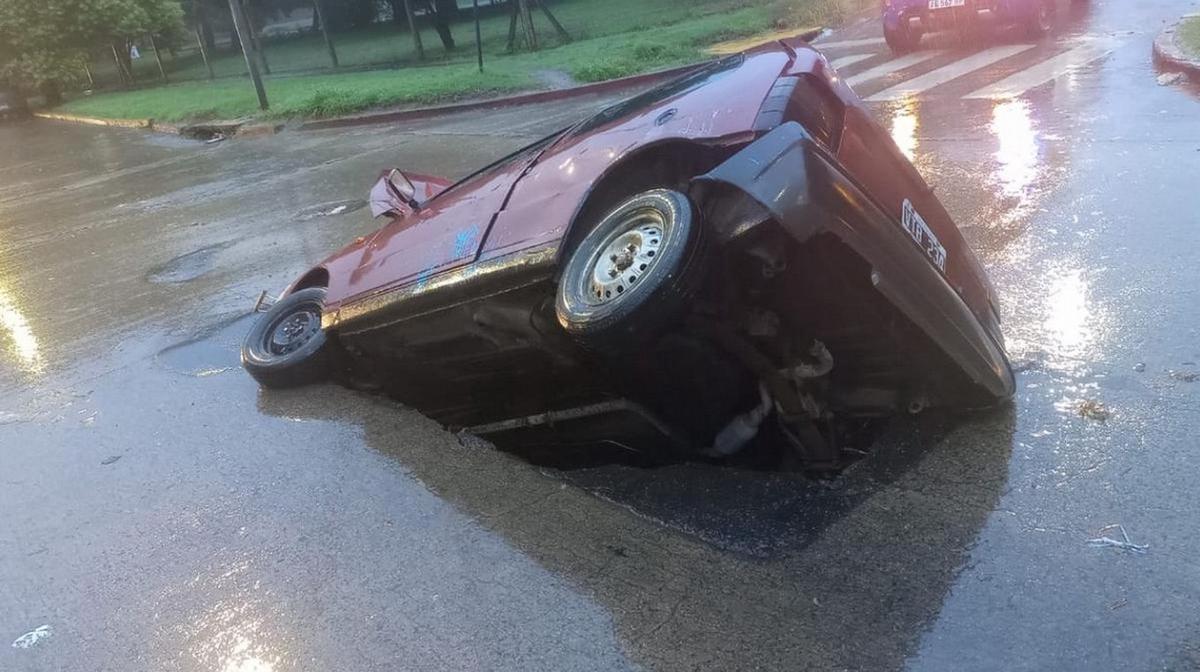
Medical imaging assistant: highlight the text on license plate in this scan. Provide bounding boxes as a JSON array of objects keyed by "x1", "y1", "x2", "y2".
[
  {"x1": 901, "y1": 199, "x2": 947, "y2": 273},
  {"x1": 928, "y1": 0, "x2": 966, "y2": 9}
]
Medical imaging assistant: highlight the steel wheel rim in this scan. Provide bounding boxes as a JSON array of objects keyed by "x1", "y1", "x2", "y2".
[
  {"x1": 262, "y1": 301, "x2": 321, "y2": 357},
  {"x1": 582, "y1": 207, "x2": 668, "y2": 306}
]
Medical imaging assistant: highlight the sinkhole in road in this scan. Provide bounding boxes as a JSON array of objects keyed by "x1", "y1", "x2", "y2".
[{"x1": 156, "y1": 312, "x2": 254, "y2": 377}]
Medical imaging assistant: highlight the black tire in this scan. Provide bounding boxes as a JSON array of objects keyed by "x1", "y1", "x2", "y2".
[
  {"x1": 242, "y1": 287, "x2": 336, "y2": 388},
  {"x1": 556, "y1": 189, "x2": 707, "y2": 351},
  {"x1": 884, "y1": 22, "x2": 922, "y2": 54},
  {"x1": 1025, "y1": 0, "x2": 1055, "y2": 37}
]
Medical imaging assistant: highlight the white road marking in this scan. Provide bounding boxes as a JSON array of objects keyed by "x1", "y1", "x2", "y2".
[
  {"x1": 867, "y1": 44, "x2": 1035, "y2": 101},
  {"x1": 962, "y1": 41, "x2": 1116, "y2": 99},
  {"x1": 845, "y1": 51, "x2": 945, "y2": 87},
  {"x1": 812, "y1": 37, "x2": 887, "y2": 49},
  {"x1": 829, "y1": 54, "x2": 874, "y2": 69}
]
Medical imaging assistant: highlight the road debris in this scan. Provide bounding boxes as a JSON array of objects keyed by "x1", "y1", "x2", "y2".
[
  {"x1": 204, "y1": 133, "x2": 226, "y2": 145},
  {"x1": 101, "y1": 455, "x2": 122, "y2": 465},
  {"x1": 1157, "y1": 72, "x2": 1185, "y2": 86},
  {"x1": 1076, "y1": 399, "x2": 1111, "y2": 422},
  {"x1": 11, "y1": 625, "x2": 52, "y2": 649},
  {"x1": 1087, "y1": 524, "x2": 1149, "y2": 554},
  {"x1": 1133, "y1": 362, "x2": 1146, "y2": 373},
  {"x1": 294, "y1": 199, "x2": 368, "y2": 221},
  {"x1": 1170, "y1": 370, "x2": 1198, "y2": 383}
]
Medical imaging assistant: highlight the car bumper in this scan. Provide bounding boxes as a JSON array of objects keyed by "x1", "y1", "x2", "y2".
[
  {"x1": 694, "y1": 122, "x2": 1015, "y2": 400},
  {"x1": 888, "y1": 0, "x2": 1008, "y2": 30}
]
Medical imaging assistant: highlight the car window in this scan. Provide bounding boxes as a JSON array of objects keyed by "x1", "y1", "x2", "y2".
[{"x1": 565, "y1": 54, "x2": 745, "y2": 138}]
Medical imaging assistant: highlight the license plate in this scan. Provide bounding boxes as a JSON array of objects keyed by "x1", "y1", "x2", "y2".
[
  {"x1": 928, "y1": 0, "x2": 966, "y2": 9},
  {"x1": 901, "y1": 199, "x2": 947, "y2": 273}
]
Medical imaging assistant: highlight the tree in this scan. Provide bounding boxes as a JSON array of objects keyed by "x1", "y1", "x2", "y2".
[
  {"x1": 0, "y1": 0, "x2": 183, "y2": 98},
  {"x1": 424, "y1": 0, "x2": 457, "y2": 51}
]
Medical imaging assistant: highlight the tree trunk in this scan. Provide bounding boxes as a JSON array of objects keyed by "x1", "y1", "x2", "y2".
[
  {"x1": 196, "y1": 26, "x2": 216, "y2": 79},
  {"x1": 402, "y1": 0, "x2": 425, "y2": 60},
  {"x1": 40, "y1": 81, "x2": 63, "y2": 106},
  {"x1": 149, "y1": 33, "x2": 169, "y2": 83},
  {"x1": 200, "y1": 17, "x2": 217, "y2": 52},
  {"x1": 112, "y1": 42, "x2": 134, "y2": 86},
  {"x1": 227, "y1": 0, "x2": 269, "y2": 110},
  {"x1": 425, "y1": 0, "x2": 455, "y2": 50},
  {"x1": 245, "y1": 5, "x2": 271, "y2": 75},
  {"x1": 313, "y1": 0, "x2": 339, "y2": 67},
  {"x1": 435, "y1": 0, "x2": 458, "y2": 21},
  {"x1": 387, "y1": 0, "x2": 407, "y2": 26}
]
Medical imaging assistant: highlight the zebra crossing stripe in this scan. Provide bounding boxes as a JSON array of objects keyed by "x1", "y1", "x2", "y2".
[
  {"x1": 962, "y1": 41, "x2": 1115, "y2": 99},
  {"x1": 866, "y1": 44, "x2": 1035, "y2": 101},
  {"x1": 845, "y1": 51, "x2": 945, "y2": 87},
  {"x1": 812, "y1": 37, "x2": 887, "y2": 49},
  {"x1": 829, "y1": 54, "x2": 874, "y2": 69}
]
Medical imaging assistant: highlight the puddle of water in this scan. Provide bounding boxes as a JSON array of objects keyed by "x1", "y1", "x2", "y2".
[
  {"x1": 156, "y1": 313, "x2": 256, "y2": 377},
  {"x1": 147, "y1": 240, "x2": 238, "y2": 284}
]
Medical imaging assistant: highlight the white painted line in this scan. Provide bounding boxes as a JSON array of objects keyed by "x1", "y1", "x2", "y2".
[
  {"x1": 845, "y1": 51, "x2": 945, "y2": 87},
  {"x1": 962, "y1": 41, "x2": 1116, "y2": 99},
  {"x1": 812, "y1": 37, "x2": 887, "y2": 49},
  {"x1": 829, "y1": 54, "x2": 874, "y2": 69},
  {"x1": 866, "y1": 44, "x2": 1035, "y2": 101}
]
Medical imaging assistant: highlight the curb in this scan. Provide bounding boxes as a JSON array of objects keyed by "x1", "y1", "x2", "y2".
[
  {"x1": 300, "y1": 27, "x2": 824, "y2": 132},
  {"x1": 296, "y1": 63, "x2": 703, "y2": 132},
  {"x1": 34, "y1": 111, "x2": 153, "y2": 129},
  {"x1": 34, "y1": 111, "x2": 282, "y2": 140},
  {"x1": 1153, "y1": 15, "x2": 1200, "y2": 81}
]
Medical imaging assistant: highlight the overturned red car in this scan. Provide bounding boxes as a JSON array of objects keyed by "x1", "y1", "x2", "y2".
[{"x1": 242, "y1": 39, "x2": 1014, "y2": 468}]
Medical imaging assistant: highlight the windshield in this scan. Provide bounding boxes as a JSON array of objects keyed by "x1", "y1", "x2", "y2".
[
  {"x1": 422, "y1": 131, "x2": 564, "y2": 204},
  {"x1": 562, "y1": 54, "x2": 744, "y2": 138}
]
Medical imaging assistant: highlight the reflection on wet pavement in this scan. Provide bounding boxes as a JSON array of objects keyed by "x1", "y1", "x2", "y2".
[
  {"x1": 889, "y1": 97, "x2": 920, "y2": 163},
  {"x1": 990, "y1": 99, "x2": 1040, "y2": 208},
  {"x1": 1042, "y1": 265, "x2": 1100, "y2": 362},
  {"x1": 0, "y1": 285, "x2": 41, "y2": 376},
  {"x1": 5, "y1": 0, "x2": 1200, "y2": 669}
]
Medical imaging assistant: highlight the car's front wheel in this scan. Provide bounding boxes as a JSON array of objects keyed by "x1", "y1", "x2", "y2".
[
  {"x1": 556, "y1": 189, "x2": 707, "y2": 352},
  {"x1": 242, "y1": 286, "x2": 337, "y2": 388}
]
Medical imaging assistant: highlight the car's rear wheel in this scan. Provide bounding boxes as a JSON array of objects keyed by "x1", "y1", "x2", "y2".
[
  {"x1": 1026, "y1": 0, "x2": 1055, "y2": 37},
  {"x1": 242, "y1": 287, "x2": 337, "y2": 388},
  {"x1": 556, "y1": 189, "x2": 707, "y2": 352},
  {"x1": 885, "y1": 21, "x2": 922, "y2": 54}
]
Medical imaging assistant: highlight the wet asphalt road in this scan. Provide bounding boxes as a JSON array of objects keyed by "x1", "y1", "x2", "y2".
[{"x1": 3, "y1": 0, "x2": 1200, "y2": 669}]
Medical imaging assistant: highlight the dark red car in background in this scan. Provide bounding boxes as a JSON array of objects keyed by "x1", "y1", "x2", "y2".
[{"x1": 243, "y1": 39, "x2": 1014, "y2": 469}]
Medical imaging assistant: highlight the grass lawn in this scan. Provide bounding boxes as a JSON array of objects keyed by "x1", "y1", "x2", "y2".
[
  {"x1": 1179, "y1": 16, "x2": 1200, "y2": 59},
  {"x1": 61, "y1": 0, "x2": 865, "y2": 123}
]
